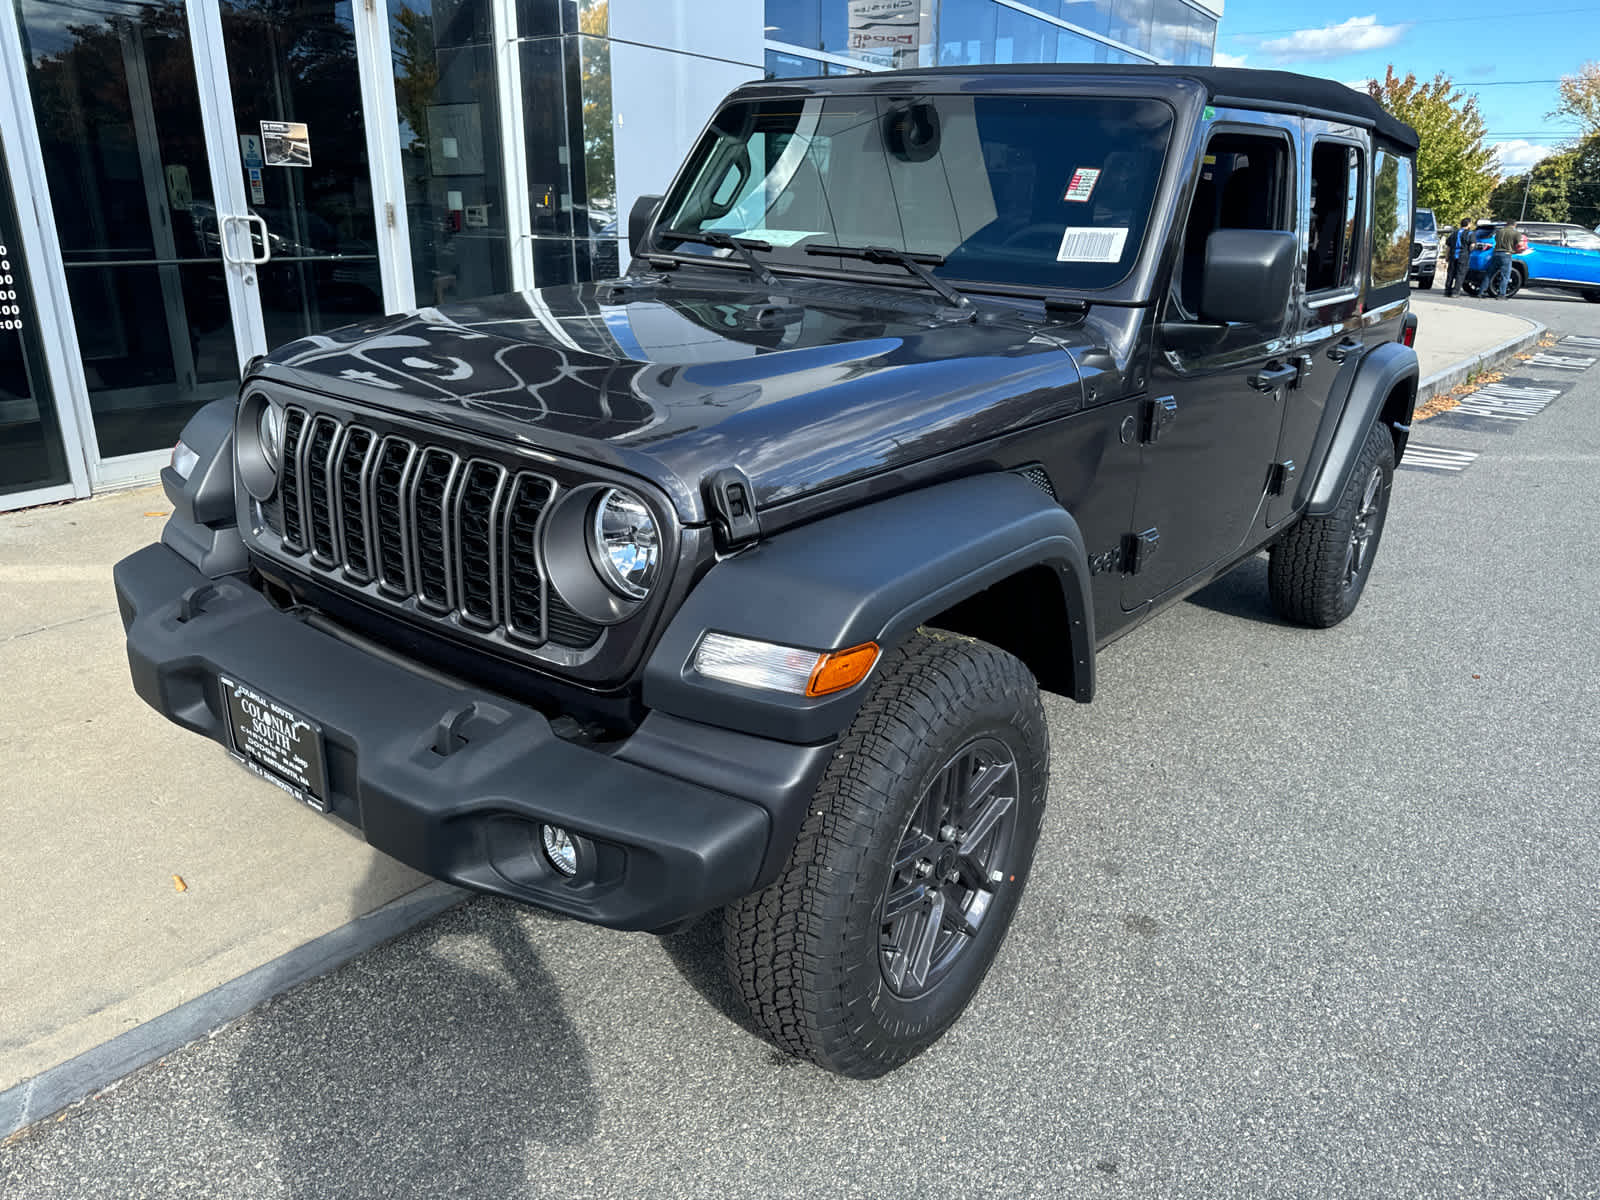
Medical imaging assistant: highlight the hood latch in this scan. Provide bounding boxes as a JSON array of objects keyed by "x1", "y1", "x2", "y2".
[{"x1": 703, "y1": 467, "x2": 761, "y2": 552}]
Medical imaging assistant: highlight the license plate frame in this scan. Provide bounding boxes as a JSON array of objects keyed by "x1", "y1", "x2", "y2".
[{"x1": 220, "y1": 675, "x2": 330, "y2": 812}]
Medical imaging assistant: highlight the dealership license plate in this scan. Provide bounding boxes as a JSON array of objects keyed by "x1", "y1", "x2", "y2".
[{"x1": 220, "y1": 676, "x2": 330, "y2": 812}]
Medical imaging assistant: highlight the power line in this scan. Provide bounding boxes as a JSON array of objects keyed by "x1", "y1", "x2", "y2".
[{"x1": 1227, "y1": 5, "x2": 1596, "y2": 34}]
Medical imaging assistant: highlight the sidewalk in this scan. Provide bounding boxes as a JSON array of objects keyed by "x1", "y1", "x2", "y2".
[
  {"x1": 1409, "y1": 292, "x2": 1544, "y2": 398},
  {"x1": 0, "y1": 292, "x2": 1545, "y2": 1137}
]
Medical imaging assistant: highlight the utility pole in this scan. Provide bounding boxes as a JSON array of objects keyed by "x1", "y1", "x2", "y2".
[{"x1": 1520, "y1": 170, "x2": 1532, "y2": 220}]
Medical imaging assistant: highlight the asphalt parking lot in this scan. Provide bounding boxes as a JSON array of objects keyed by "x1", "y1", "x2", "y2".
[{"x1": 4, "y1": 288, "x2": 1598, "y2": 1199}]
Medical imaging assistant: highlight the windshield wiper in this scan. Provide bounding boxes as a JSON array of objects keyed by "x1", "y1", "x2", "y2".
[
  {"x1": 804, "y1": 243, "x2": 971, "y2": 311},
  {"x1": 658, "y1": 228, "x2": 780, "y2": 289}
]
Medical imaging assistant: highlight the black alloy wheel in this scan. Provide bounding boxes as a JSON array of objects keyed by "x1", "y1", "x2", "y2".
[
  {"x1": 880, "y1": 736, "x2": 1019, "y2": 997},
  {"x1": 1343, "y1": 463, "x2": 1386, "y2": 593}
]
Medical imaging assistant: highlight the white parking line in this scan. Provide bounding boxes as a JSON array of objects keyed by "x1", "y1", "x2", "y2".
[
  {"x1": 1559, "y1": 335, "x2": 1600, "y2": 349},
  {"x1": 1449, "y1": 382, "x2": 1563, "y2": 421},
  {"x1": 1523, "y1": 352, "x2": 1596, "y2": 371},
  {"x1": 1401, "y1": 444, "x2": 1480, "y2": 472}
]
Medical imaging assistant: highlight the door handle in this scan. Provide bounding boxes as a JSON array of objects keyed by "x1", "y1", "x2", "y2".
[
  {"x1": 244, "y1": 213, "x2": 271, "y2": 265},
  {"x1": 1247, "y1": 361, "x2": 1297, "y2": 392},
  {"x1": 1327, "y1": 337, "x2": 1363, "y2": 363},
  {"x1": 220, "y1": 213, "x2": 272, "y2": 266}
]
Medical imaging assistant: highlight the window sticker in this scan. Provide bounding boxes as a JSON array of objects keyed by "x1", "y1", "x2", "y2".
[
  {"x1": 1056, "y1": 226, "x2": 1129, "y2": 263},
  {"x1": 1063, "y1": 167, "x2": 1100, "y2": 203}
]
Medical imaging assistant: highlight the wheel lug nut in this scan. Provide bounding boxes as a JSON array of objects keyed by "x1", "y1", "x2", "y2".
[
  {"x1": 914, "y1": 859, "x2": 933, "y2": 878},
  {"x1": 940, "y1": 824, "x2": 960, "y2": 842}
]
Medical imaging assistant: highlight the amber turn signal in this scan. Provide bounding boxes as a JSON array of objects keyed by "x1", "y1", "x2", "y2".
[{"x1": 806, "y1": 642, "x2": 880, "y2": 697}]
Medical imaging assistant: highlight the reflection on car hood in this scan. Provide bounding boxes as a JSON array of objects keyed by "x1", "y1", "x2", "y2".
[{"x1": 261, "y1": 279, "x2": 1089, "y2": 519}]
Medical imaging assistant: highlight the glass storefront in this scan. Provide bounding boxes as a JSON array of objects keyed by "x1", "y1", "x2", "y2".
[
  {"x1": 0, "y1": 127, "x2": 71, "y2": 499},
  {"x1": 0, "y1": 0, "x2": 1219, "y2": 505},
  {"x1": 764, "y1": 0, "x2": 1219, "y2": 74}
]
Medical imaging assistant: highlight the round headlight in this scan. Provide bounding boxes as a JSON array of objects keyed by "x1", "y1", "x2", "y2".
[
  {"x1": 590, "y1": 488, "x2": 659, "y2": 600},
  {"x1": 257, "y1": 403, "x2": 284, "y2": 472}
]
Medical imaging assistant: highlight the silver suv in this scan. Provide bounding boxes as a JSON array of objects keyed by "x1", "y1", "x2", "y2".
[{"x1": 1410, "y1": 206, "x2": 1439, "y2": 288}]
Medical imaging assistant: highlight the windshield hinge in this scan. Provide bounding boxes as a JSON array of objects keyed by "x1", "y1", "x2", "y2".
[
  {"x1": 1044, "y1": 297, "x2": 1090, "y2": 322},
  {"x1": 703, "y1": 467, "x2": 761, "y2": 552}
]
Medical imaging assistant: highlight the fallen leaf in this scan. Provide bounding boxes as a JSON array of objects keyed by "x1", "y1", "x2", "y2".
[
  {"x1": 144, "y1": 511, "x2": 170, "y2": 518},
  {"x1": 172, "y1": 874, "x2": 188, "y2": 893},
  {"x1": 1472, "y1": 674, "x2": 1481, "y2": 680}
]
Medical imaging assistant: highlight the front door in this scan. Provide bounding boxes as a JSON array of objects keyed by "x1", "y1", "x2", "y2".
[
  {"x1": 12, "y1": 0, "x2": 385, "y2": 475},
  {"x1": 1125, "y1": 114, "x2": 1299, "y2": 607}
]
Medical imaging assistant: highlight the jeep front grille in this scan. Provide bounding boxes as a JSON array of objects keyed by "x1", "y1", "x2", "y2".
[{"x1": 264, "y1": 405, "x2": 603, "y2": 651}]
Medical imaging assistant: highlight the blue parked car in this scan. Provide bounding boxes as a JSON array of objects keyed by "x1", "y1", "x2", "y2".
[{"x1": 1464, "y1": 222, "x2": 1600, "y2": 301}]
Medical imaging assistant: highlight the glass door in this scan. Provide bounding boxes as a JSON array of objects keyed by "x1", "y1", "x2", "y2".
[
  {"x1": 212, "y1": 0, "x2": 386, "y2": 353},
  {"x1": 0, "y1": 126, "x2": 75, "y2": 506},
  {"x1": 12, "y1": 0, "x2": 388, "y2": 472}
]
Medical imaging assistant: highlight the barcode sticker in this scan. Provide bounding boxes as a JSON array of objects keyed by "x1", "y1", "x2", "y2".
[{"x1": 1056, "y1": 226, "x2": 1129, "y2": 263}]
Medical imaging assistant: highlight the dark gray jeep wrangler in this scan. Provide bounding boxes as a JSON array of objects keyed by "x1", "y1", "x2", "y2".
[{"x1": 116, "y1": 64, "x2": 1422, "y2": 1077}]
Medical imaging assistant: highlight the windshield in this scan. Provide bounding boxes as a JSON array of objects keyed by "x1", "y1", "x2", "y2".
[
  {"x1": 1416, "y1": 209, "x2": 1436, "y2": 238},
  {"x1": 656, "y1": 93, "x2": 1175, "y2": 293}
]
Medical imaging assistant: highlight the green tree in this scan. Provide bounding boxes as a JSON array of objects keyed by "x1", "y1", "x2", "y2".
[
  {"x1": 392, "y1": 4, "x2": 438, "y2": 157},
  {"x1": 1569, "y1": 130, "x2": 1600, "y2": 228},
  {"x1": 1489, "y1": 149, "x2": 1577, "y2": 223},
  {"x1": 1550, "y1": 61, "x2": 1600, "y2": 137},
  {"x1": 1367, "y1": 67, "x2": 1498, "y2": 223},
  {"x1": 579, "y1": 1, "x2": 615, "y2": 217}
]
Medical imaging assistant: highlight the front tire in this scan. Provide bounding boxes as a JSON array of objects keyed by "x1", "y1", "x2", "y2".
[
  {"x1": 1582, "y1": 289, "x2": 1600, "y2": 304},
  {"x1": 1268, "y1": 420, "x2": 1395, "y2": 628},
  {"x1": 1418, "y1": 271, "x2": 1435, "y2": 289},
  {"x1": 724, "y1": 630, "x2": 1048, "y2": 1077}
]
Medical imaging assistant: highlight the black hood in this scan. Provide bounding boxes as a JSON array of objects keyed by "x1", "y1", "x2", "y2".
[{"x1": 258, "y1": 279, "x2": 1092, "y2": 522}]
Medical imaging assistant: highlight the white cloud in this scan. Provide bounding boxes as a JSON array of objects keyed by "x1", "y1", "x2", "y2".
[
  {"x1": 1259, "y1": 15, "x2": 1408, "y2": 63},
  {"x1": 1492, "y1": 139, "x2": 1559, "y2": 174},
  {"x1": 1212, "y1": 50, "x2": 1249, "y2": 68},
  {"x1": 1342, "y1": 78, "x2": 1374, "y2": 91}
]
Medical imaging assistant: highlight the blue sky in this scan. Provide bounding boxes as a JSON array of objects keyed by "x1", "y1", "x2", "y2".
[{"x1": 1211, "y1": 1, "x2": 1592, "y2": 174}]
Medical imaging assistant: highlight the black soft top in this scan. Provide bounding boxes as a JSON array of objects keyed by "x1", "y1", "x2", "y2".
[{"x1": 764, "y1": 62, "x2": 1420, "y2": 152}]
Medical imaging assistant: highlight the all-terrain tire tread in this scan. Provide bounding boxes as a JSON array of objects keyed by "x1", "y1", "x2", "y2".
[
  {"x1": 724, "y1": 630, "x2": 1046, "y2": 1077},
  {"x1": 1268, "y1": 420, "x2": 1394, "y2": 627}
]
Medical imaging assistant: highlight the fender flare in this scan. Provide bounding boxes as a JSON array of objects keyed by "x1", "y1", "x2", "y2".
[
  {"x1": 1304, "y1": 341, "x2": 1418, "y2": 516},
  {"x1": 642, "y1": 473, "x2": 1096, "y2": 744}
]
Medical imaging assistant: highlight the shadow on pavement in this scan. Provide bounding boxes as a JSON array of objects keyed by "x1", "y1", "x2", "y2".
[
  {"x1": 225, "y1": 881, "x2": 597, "y2": 1197},
  {"x1": 1182, "y1": 555, "x2": 1289, "y2": 625},
  {"x1": 655, "y1": 911, "x2": 766, "y2": 1041}
]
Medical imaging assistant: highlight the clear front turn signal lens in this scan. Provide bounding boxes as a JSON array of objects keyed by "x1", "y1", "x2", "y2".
[
  {"x1": 170, "y1": 440, "x2": 200, "y2": 481},
  {"x1": 693, "y1": 634, "x2": 879, "y2": 697}
]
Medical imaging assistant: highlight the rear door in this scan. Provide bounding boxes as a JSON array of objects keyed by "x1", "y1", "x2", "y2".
[{"x1": 1270, "y1": 120, "x2": 1371, "y2": 526}]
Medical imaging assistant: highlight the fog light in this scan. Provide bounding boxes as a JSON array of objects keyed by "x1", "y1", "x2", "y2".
[
  {"x1": 170, "y1": 440, "x2": 200, "y2": 481},
  {"x1": 541, "y1": 824, "x2": 578, "y2": 876}
]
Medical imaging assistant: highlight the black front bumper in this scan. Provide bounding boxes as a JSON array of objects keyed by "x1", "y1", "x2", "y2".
[{"x1": 114, "y1": 543, "x2": 821, "y2": 931}]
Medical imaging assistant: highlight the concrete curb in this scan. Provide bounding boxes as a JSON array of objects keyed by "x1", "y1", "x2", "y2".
[
  {"x1": 1416, "y1": 317, "x2": 1547, "y2": 403},
  {"x1": 0, "y1": 881, "x2": 465, "y2": 1139}
]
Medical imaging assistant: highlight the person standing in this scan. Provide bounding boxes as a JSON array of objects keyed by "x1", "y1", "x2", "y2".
[
  {"x1": 1486, "y1": 219, "x2": 1521, "y2": 299},
  {"x1": 1443, "y1": 218, "x2": 1471, "y2": 296}
]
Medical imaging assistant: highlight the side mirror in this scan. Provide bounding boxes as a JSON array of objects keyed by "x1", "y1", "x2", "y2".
[
  {"x1": 1199, "y1": 229, "x2": 1298, "y2": 326},
  {"x1": 629, "y1": 194, "x2": 664, "y2": 259}
]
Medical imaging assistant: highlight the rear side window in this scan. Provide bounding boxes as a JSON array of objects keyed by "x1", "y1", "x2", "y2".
[
  {"x1": 1371, "y1": 149, "x2": 1413, "y2": 288},
  {"x1": 1308, "y1": 141, "x2": 1364, "y2": 292}
]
